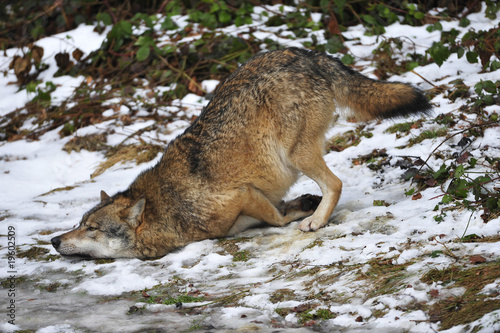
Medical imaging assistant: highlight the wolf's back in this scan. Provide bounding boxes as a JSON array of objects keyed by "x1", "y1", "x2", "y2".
[{"x1": 291, "y1": 48, "x2": 432, "y2": 121}]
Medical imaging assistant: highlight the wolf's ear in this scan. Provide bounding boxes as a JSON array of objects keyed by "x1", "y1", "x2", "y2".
[
  {"x1": 123, "y1": 198, "x2": 146, "y2": 228},
  {"x1": 100, "y1": 190, "x2": 111, "y2": 203}
]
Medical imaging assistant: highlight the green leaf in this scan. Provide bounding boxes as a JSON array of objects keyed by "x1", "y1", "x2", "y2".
[
  {"x1": 447, "y1": 178, "x2": 469, "y2": 198},
  {"x1": 483, "y1": 94, "x2": 494, "y2": 105},
  {"x1": 414, "y1": 12, "x2": 425, "y2": 20},
  {"x1": 373, "y1": 200, "x2": 389, "y2": 207},
  {"x1": 31, "y1": 25, "x2": 45, "y2": 40},
  {"x1": 433, "y1": 163, "x2": 450, "y2": 180},
  {"x1": 325, "y1": 36, "x2": 344, "y2": 54},
  {"x1": 341, "y1": 54, "x2": 354, "y2": 65},
  {"x1": 407, "y1": 3, "x2": 417, "y2": 14},
  {"x1": 454, "y1": 164, "x2": 465, "y2": 178},
  {"x1": 459, "y1": 17, "x2": 470, "y2": 27},
  {"x1": 136, "y1": 45, "x2": 150, "y2": 62},
  {"x1": 26, "y1": 81, "x2": 38, "y2": 93},
  {"x1": 161, "y1": 16, "x2": 178, "y2": 30},
  {"x1": 218, "y1": 10, "x2": 232, "y2": 23},
  {"x1": 434, "y1": 215, "x2": 444, "y2": 222},
  {"x1": 210, "y1": 2, "x2": 220, "y2": 13},
  {"x1": 482, "y1": 80, "x2": 497, "y2": 93},
  {"x1": 165, "y1": 2, "x2": 181, "y2": 16},
  {"x1": 427, "y1": 22, "x2": 442, "y2": 32},
  {"x1": 96, "y1": 12, "x2": 112, "y2": 26},
  {"x1": 490, "y1": 60, "x2": 500, "y2": 71},
  {"x1": 430, "y1": 250, "x2": 442, "y2": 258},
  {"x1": 466, "y1": 51, "x2": 478, "y2": 64},
  {"x1": 405, "y1": 61, "x2": 419, "y2": 71},
  {"x1": 136, "y1": 36, "x2": 154, "y2": 47},
  {"x1": 442, "y1": 194, "x2": 453, "y2": 204},
  {"x1": 474, "y1": 81, "x2": 484, "y2": 95},
  {"x1": 109, "y1": 20, "x2": 133, "y2": 41},
  {"x1": 235, "y1": 16, "x2": 252, "y2": 27},
  {"x1": 486, "y1": 197, "x2": 500, "y2": 210},
  {"x1": 462, "y1": 234, "x2": 480, "y2": 241},
  {"x1": 334, "y1": 0, "x2": 348, "y2": 9},
  {"x1": 362, "y1": 14, "x2": 378, "y2": 26},
  {"x1": 428, "y1": 42, "x2": 450, "y2": 67}
]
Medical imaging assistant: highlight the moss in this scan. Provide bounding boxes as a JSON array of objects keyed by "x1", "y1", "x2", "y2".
[
  {"x1": 163, "y1": 294, "x2": 204, "y2": 305},
  {"x1": 409, "y1": 127, "x2": 448, "y2": 146},
  {"x1": 430, "y1": 297, "x2": 500, "y2": 330},
  {"x1": 63, "y1": 133, "x2": 108, "y2": 153},
  {"x1": 38, "y1": 282, "x2": 62, "y2": 292},
  {"x1": 384, "y1": 119, "x2": 423, "y2": 137},
  {"x1": 17, "y1": 246, "x2": 49, "y2": 260},
  {"x1": 315, "y1": 308, "x2": 335, "y2": 320},
  {"x1": 327, "y1": 125, "x2": 373, "y2": 152},
  {"x1": 422, "y1": 262, "x2": 500, "y2": 296},
  {"x1": 360, "y1": 259, "x2": 413, "y2": 299},
  {"x1": 422, "y1": 261, "x2": 500, "y2": 330},
  {"x1": 217, "y1": 237, "x2": 251, "y2": 255},
  {"x1": 270, "y1": 289, "x2": 296, "y2": 303},
  {"x1": 302, "y1": 239, "x2": 323, "y2": 250},
  {"x1": 460, "y1": 234, "x2": 500, "y2": 243},
  {"x1": 94, "y1": 258, "x2": 116, "y2": 265},
  {"x1": 127, "y1": 305, "x2": 146, "y2": 315},
  {"x1": 298, "y1": 308, "x2": 335, "y2": 324},
  {"x1": 232, "y1": 250, "x2": 250, "y2": 262},
  {"x1": 275, "y1": 308, "x2": 290, "y2": 317},
  {"x1": 294, "y1": 266, "x2": 321, "y2": 278},
  {"x1": 1, "y1": 275, "x2": 30, "y2": 289}
]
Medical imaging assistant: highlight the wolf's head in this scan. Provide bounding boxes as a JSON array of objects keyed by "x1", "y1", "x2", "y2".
[{"x1": 51, "y1": 191, "x2": 145, "y2": 259}]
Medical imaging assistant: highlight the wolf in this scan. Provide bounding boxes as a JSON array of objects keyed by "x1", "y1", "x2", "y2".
[{"x1": 51, "y1": 47, "x2": 431, "y2": 259}]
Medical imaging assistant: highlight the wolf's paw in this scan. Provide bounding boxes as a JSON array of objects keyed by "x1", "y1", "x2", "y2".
[
  {"x1": 298, "y1": 215, "x2": 326, "y2": 232},
  {"x1": 282, "y1": 194, "x2": 322, "y2": 216}
]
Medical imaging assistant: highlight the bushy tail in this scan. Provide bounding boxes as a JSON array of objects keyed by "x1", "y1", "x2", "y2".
[
  {"x1": 336, "y1": 71, "x2": 432, "y2": 121},
  {"x1": 312, "y1": 49, "x2": 432, "y2": 121}
]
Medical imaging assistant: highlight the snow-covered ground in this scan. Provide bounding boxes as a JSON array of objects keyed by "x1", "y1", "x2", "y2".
[{"x1": 1, "y1": 3, "x2": 499, "y2": 333}]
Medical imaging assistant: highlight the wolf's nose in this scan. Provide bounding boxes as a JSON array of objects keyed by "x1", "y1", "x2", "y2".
[{"x1": 51, "y1": 236, "x2": 61, "y2": 250}]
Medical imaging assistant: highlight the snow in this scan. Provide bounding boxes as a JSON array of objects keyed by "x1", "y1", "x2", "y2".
[{"x1": 1, "y1": 3, "x2": 499, "y2": 333}]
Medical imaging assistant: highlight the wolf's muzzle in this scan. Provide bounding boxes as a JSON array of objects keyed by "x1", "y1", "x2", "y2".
[{"x1": 51, "y1": 236, "x2": 61, "y2": 250}]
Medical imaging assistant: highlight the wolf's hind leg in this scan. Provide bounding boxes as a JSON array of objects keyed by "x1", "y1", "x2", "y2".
[
  {"x1": 290, "y1": 143, "x2": 343, "y2": 231},
  {"x1": 240, "y1": 187, "x2": 320, "y2": 227},
  {"x1": 279, "y1": 194, "x2": 322, "y2": 221}
]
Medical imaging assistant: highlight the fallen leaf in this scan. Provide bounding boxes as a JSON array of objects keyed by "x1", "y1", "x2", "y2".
[
  {"x1": 412, "y1": 192, "x2": 422, "y2": 200},
  {"x1": 430, "y1": 289, "x2": 439, "y2": 297},
  {"x1": 72, "y1": 48, "x2": 84, "y2": 61},
  {"x1": 291, "y1": 303, "x2": 313, "y2": 313},
  {"x1": 469, "y1": 255, "x2": 486, "y2": 264},
  {"x1": 31, "y1": 45, "x2": 44, "y2": 65}
]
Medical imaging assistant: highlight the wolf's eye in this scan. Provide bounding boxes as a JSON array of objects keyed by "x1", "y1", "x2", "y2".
[{"x1": 87, "y1": 227, "x2": 98, "y2": 231}]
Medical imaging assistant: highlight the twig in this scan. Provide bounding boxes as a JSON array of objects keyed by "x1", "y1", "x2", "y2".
[
  {"x1": 433, "y1": 236, "x2": 459, "y2": 260},
  {"x1": 417, "y1": 121, "x2": 498, "y2": 175},
  {"x1": 411, "y1": 70, "x2": 436, "y2": 88}
]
